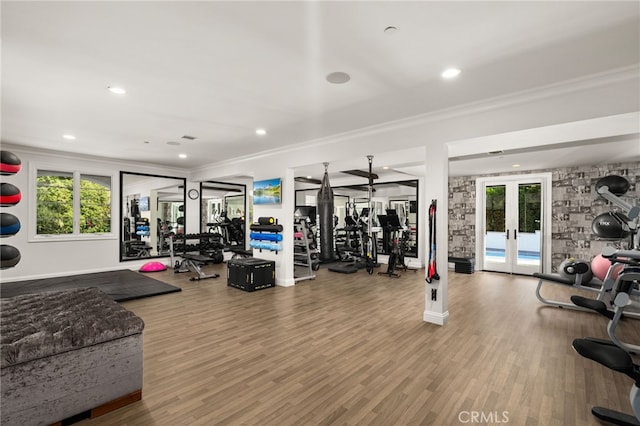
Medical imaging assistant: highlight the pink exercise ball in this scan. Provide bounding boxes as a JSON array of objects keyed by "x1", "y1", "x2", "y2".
[{"x1": 590, "y1": 254, "x2": 623, "y2": 281}]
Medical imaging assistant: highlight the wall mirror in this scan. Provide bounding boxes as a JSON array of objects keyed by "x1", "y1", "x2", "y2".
[
  {"x1": 295, "y1": 179, "x2": 419, "y2": 257},
  {"x1": 120, "y1": 171, "x2": 186, "y2": 261},
  {"x1": 199, "y1": 181, "x2": 247, "y2": 250}
]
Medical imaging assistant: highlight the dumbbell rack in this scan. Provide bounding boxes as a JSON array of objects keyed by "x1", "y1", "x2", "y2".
[{"x1": 293, "y1": 218, "x2": 318, "y2": 282}]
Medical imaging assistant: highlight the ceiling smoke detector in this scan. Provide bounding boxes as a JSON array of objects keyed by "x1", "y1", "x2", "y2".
[{"x1": 326, "y1": 72, "x2": 351, "y2": 84}]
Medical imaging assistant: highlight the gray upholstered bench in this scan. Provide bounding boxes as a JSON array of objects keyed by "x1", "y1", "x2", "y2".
[{"x1": 0, "y1": 287, "x2": 145, "y2": 426}]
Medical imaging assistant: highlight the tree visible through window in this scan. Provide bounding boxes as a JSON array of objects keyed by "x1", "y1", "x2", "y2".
[{"x1": 36, "y1": 170, "x2": 111, "y2": 235}]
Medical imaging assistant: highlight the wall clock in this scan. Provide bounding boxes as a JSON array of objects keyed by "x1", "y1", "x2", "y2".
[{"x1": 188, "y1": 189, "x2": 199, "y2": 200}]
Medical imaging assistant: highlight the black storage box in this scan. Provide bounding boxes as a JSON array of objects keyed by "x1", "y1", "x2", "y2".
[
  {"x1": 227, "y1": 258, "x2": 276, "y2": 292},
  {"x1": 448, "y1": 257, "x2": 475, "y2": 274}
]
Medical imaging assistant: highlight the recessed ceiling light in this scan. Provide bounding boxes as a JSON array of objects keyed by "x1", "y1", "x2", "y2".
[
  {"x1": 256, "y1": 128, "x2": 267, "y2": 136},
  {"x1": 178, "y1": 154, "x2": 187, "y2": 159},
  {"x1": 441, "y1": 67, "x2": 461, "y2": 79},
  {"x1": 62, "y1": 134, "x2": 76, "y2": 140},
  {"x1": 326, "y1": 71, "x2": 351, "y2": 84},
  {"x1": 383, "y1": 166, "x2": 389, "y2": 170},
  {"x1": 512, "y1": 164, "x2": 521, "y2": 168},
  {"x1": 306, "y1": 175, "x2": 312, "y2": 179},
  {"x1": 167, "y1": 141, "x2": 181, "y2": 146},
  {"x1": 107, "y1": 86, "x2": 126, "y2": 95}
]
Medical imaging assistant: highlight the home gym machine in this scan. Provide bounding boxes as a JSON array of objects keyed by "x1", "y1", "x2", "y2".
[
  {"x1": 534, "y1": 174, "x2": 639, "y2": 314},
  {"x1": 377, "y1": 212, "x2": 416, "y2": 277},
  {"x1": 328, "y1": 156, "x2": 378, "y2": 274},
  {"x1": 572, "y1": 249, "x2": 640, "y2": 425}
]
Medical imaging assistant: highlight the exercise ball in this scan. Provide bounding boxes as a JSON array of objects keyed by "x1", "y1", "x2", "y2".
[
  {"x1": 0, "y1": 245, "x2": 21, "y2": 269},
  {"x1": 0, "y1": 213, "x2": 21, "y2": 237},
  {"x1": 595, "y1": 175, "x2": 629, "y2": 196},
  {"x1": 139, "y1": 261, "x2": 167, "y2": 273},
  {"x1": 0, "y1": 151, "x2": 22, "y2": 176},
  {"x1": 591, "y1": 254, "x2": 623, "y2": 282},
  {"x1": 592, "y1": 212, "x2": 630, "y2": 239},
  {"x1": 0, "y1": 183, "x2": 21, "y2": 207}
]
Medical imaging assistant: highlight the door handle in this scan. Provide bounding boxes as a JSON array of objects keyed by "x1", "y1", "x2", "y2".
[
  {"x1": 514, "y1": 229, "x2": 517, "y2": 239},
  {"x1": 506, "y1": 229, "x2": 509, "y2": 239}
]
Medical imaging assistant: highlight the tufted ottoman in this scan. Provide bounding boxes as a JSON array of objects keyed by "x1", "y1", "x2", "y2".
[{"x1": 0, "y1": 287, "x2": 145, "y2": 426}]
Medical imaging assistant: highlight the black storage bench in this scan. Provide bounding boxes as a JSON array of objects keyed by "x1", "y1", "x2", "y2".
[
  {"x1": 227, "y1": 258, "x2": 275, "y2": 292},
  {"x1": 448, "y1": 257, "x2": 475, "y2": 274}
]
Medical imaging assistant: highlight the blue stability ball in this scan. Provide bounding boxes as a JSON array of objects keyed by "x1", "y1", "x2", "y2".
[
  {"x1": 0, "y1": 151, "x2": 22, "y2": 176},
  {"x1": 0, "y1": 244, "x2": 21, "y2": 269},
  {"x1": 0, "y1": 213, "x2": 21, "y2": 237}
]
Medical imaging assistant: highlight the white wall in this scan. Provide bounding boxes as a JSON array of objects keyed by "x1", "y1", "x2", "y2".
[{"x1": 0, "y1": 147, "x2": 187, "y2": 281}]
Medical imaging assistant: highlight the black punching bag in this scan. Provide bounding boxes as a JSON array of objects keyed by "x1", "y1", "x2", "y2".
[{"x1": 317, "y1": 162, "x2": 335, "y2": 261}]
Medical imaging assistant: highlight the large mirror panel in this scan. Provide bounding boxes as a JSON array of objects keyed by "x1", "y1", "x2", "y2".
[
  {"x1": 295, "y1": 179, "x2": 419, "y2": 258},
  {"x1": 120, "y1": 172, "x2": 186, "y2": 261},
  {"x1": 200, "y1": 181, "x2": 247, "y2": 250}
]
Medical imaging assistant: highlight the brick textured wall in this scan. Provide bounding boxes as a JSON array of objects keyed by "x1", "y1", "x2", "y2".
[{"x1": 448, "y1": 161, "x2": 639, "y2": 271}]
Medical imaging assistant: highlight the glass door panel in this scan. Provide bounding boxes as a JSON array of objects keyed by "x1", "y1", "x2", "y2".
[
  {"x1": 515, "y1": 183, "x2": 542, "y2": 273},
  {"x1": 484, "y1": 185, "x2": 508, "y2": 272}
]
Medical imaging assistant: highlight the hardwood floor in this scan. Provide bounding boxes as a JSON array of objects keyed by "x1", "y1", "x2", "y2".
[{"x1": 79, "y1": 264, "x2": 640, "y2": 425}]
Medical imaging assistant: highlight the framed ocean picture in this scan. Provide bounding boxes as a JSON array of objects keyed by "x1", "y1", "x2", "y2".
[{"x1": 253, "y1": 178, "x2": 281, "y2": 205}]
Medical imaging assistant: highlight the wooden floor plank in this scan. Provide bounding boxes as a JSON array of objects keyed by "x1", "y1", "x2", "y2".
[{"x1": 76, "y1": 265, "x2": 640, "y2": 425}]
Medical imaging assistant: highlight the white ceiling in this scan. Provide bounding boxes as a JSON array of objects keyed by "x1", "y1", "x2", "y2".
[{"x1": 2, "y1": 1, "x2": 639, "y2": 178}]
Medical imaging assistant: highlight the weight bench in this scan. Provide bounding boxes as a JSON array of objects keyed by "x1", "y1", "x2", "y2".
[
  {"x1": 176, "y1": 252, "x2": 220, "y2": 281},
  {"x1": 230, "y1": 248, "x2": 253, "y2": 259}
]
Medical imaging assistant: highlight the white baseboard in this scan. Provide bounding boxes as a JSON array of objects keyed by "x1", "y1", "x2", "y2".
[{"x1": 423, "y1": 310, "x2": 450, "y2": 326}]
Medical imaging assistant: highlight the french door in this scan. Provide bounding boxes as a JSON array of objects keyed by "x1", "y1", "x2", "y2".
[{"x1": 476, "y1": 174, "x2": 551, "y2": 275}]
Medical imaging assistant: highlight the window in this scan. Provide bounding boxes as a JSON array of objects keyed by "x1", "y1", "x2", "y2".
[{"x1": 34, "y1": 168, "x2": 113, "y2": 239}]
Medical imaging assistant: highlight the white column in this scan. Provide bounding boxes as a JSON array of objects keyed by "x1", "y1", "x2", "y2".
[
  {"x1": 423, "y1": 142, "x2": 449, "y2": 325},
  {"x1": 251, "y1": 168, "x2": 295, "y2": 287}
]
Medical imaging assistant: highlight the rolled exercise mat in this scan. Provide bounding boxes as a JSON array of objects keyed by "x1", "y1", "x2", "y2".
[
  {"x1": 250, "y1": 224, "x2": 284, "y2": 232},
  {"x1": 249, "y1": 232, "x2": 283, "y2": 242},
  {"x1": 250, "y1": 240, "x2": 283, "y2": 251},
  {"x1": 257, "y1": 217, "x2": 275, "y2": 225}
]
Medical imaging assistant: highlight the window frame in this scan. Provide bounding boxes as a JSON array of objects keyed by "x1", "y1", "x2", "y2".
[{"x1": 29, "y1": 163, "x2": 117, "y2": 242}]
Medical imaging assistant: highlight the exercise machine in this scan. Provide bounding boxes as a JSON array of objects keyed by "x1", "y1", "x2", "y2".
[
  {"x1": 535, "y1": 174, "x2": 639, "y2": 313},
  {"x1": 534, "y1": 257, "x2": 605, "y2": 313},
  {"x1": 572, "y1": 247, "x2": 640, "y2": 325},
  {"x1": 378, "y1": 213, "x2": 416, "y2": 277},
  {"x1": 572, "y1": 259, "x2": 640, "y2": 425}
]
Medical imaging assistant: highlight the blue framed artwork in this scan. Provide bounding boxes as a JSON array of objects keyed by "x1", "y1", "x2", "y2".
[
  {"x1": 253, "y1": 178, "x2": 281, "y2": 205},
  {"x1": 139, "y1": 196, "x2": 150, "y2": 212}
]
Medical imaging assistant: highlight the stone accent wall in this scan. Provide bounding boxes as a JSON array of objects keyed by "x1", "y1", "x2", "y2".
[{"x1": 448, "y1": 161, "x2": 639, "y2": 271}]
